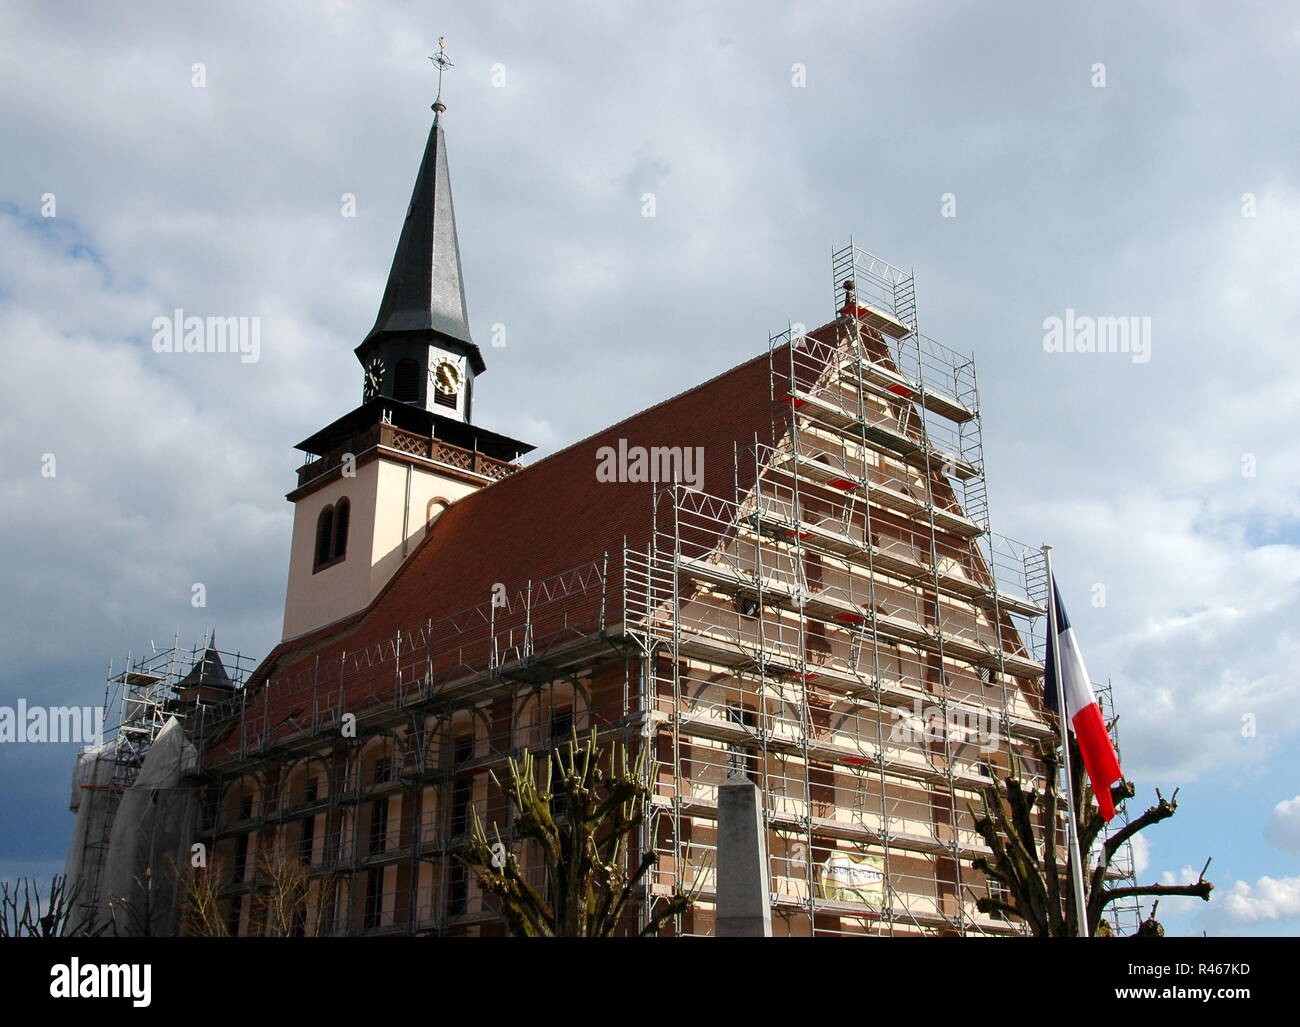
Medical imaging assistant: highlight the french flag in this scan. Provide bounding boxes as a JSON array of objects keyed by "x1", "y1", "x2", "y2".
[{"x1": 1043, "y1": 576, "x2": 1124, "y2": 821}]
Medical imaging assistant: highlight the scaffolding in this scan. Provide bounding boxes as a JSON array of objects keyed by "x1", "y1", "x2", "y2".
[
  {"x1": 1095, "y1": 677, "x2": 1144, "y2": 936},
  {"x1": 96, "y1": 636, "x2": 247, "y2": 782},
  {"x1": 201, "y1": 564, "x2": 629, "y2": 937},
  {"x1": 199, "y1": 244, "x2": 1132, "y2": 937},
  {"x1": 622, "y1": 243, "x2": 1049, "y2": 935},
  {"x1": 64, "y1": 635, "x2": 252, "y2": 932}
]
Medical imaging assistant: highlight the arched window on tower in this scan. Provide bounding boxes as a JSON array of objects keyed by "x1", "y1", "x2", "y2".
[
  {"x1": 332, "y1": 498, "x2": 350, "y2": 561},
  {"x1": 314, "y1": 506, "x2": 335, "y2": 572},
  {"x1": 313, "y1": 497, "x2": 350, "y2": 572},
  {"x1": 393, "y1": 358, "x2": 421, "y2": 403}
]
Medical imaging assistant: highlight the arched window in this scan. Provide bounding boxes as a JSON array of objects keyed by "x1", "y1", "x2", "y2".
[
  {"x1": 313, "y1": 498, "x2": 350, "y2": 572},
  {"x1": 393, "y1": 358, "x2": 421, "y2": 403},
  {"x1": 314, "y1": 506, "x2": 335, "y2": 571},
  {"x1": 332, "y1": 498, "x2": 350, "y2": 561}
]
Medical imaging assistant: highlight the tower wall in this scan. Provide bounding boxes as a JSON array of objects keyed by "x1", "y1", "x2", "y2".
[
  {"x1": 368, "y1": 458, "x2": 478, "y2": 601},
  {"x1": 283, "y1": 459, "x2": 382, "y2": 639},
  {"x1": 282, "y1": 452, "x2": 480, "y2": 640}
]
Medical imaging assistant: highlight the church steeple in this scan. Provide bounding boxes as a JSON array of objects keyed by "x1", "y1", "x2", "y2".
[
  {"x1": 358, "y1": 111, "x2": 485, "y2": 375},
  {"x1": 281, "y1": 46, "x2": 533, "y2": 641},
  {"x1": 355, "y1": 43, "x2": 485, "y2": 421}
]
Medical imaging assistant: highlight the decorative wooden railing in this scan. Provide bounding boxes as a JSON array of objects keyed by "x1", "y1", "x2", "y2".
[{"x1": 297, "y1": 424, "x2": 521, "y2": 488}]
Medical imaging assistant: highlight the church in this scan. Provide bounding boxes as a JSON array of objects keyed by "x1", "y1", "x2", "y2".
[{"x1": 66, "y1": 77, "x2": 1071, "y2": 938}]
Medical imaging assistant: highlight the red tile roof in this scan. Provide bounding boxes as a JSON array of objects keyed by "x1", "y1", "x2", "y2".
[{"x1": 206, "y1": 336, "x2": 829, "y2": 762}]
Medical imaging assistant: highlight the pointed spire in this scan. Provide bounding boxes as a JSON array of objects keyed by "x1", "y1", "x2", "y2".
[
  {"x1": 177, "y1": 641, "x2": 234, "y2": 692},
  {"x1": 360, "y1": 108, "x2": 484, "y2": 373}
]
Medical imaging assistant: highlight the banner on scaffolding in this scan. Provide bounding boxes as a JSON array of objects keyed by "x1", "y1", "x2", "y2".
[{"x1": 819, "y1": 850, "x2": 885, "y2": 904}]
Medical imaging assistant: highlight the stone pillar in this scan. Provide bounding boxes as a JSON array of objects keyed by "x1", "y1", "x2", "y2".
[{"x1": 716, "y1": 778, "x2": 772, "y2": 937}]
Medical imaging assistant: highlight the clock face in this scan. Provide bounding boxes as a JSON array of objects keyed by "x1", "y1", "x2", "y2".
[
  {"x1": 432, "y1": 359, "x2": 463, "y2": 395},
  {"x1": 363, "y1": 356, "x2": 385, "y2": 400}
]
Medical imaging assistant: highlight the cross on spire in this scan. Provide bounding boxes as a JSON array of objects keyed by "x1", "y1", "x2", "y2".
[{"x1": 430, "y1": 37, "x2": 454, "y2": 113}]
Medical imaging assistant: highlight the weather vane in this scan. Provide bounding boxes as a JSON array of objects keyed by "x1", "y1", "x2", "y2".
[{"x1": 430, "y1": 37, "x2": 454, "y2": 113}]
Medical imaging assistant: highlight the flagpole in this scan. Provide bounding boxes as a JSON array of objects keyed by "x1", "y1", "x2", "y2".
[{"x1": 1042, "y1": 545, "x2": 1090, "y2": 937}]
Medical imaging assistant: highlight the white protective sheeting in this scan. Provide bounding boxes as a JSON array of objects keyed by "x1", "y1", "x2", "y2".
[{"x1": 98, "y1": 717, "x2": 201, "y2": 936}]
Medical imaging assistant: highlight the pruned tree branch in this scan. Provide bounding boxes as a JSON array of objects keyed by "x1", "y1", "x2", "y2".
[
  {"x1": 970, "y1": 730, "x2": 1212, "y2": 936},
  {"x1": 457, "y1": 728, "x2": 705, "y2": 937}
]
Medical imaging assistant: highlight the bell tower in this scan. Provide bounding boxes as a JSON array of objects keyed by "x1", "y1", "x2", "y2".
[
  {"x1": 353, "y1": 83, "x2": 483, "y2": 424},
  {"x1": 281, "y1": 48, "x2": 533, "y2": 640}
]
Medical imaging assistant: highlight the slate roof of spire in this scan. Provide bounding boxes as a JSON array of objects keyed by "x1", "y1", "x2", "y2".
[
  {"x1": 176, "y1": 644, "x2": 235, "y2": 692},
  {"x1": 360, "y1": 112, "x2": 486, "y2": 375}
]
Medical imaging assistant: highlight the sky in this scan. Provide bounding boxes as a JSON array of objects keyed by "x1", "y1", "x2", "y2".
[{"x1": 1, "y1": 0, "x2": 1298, "y2": 937}]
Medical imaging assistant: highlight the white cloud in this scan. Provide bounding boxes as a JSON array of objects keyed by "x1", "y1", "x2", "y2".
[
  {"x1": 0, "y1": 211, "x2": 293, "y2": 678},
  {"x1": 1128, "y1": 833, "x2": 1151, "y2": 876},
  {"x1": 1212, "y1": 875, "x2": 1300, "y2": 926},
  {"x1": 1157, "y1": 867, "x2": 1300, "y2": 936},
  {"x1": 1265, "y1": 796, "x2": 1300, "y2": 855},
  {"x1": 989, "y1": 190, "x2": 1300, "y2": 786}
]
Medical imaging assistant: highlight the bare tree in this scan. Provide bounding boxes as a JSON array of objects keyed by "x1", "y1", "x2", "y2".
[
  {"x1": 457, "y1": 729, "x2": 705, "y2": 936},
  {"x1": 971, "y1": 736, "x2": 1213, "y2": 936},
  {"x1": 177, "y1": 854, "x2": 229, "y2": 937},
  {"x1": 0, "y1": 875, "x2": 84, "y2": 937},
  {"x1": 105, "y1": 865, "x2": 174, "y2": 937},
  {"x1": 252, "y1": 838, "x2": 333, "y2": 937}
]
